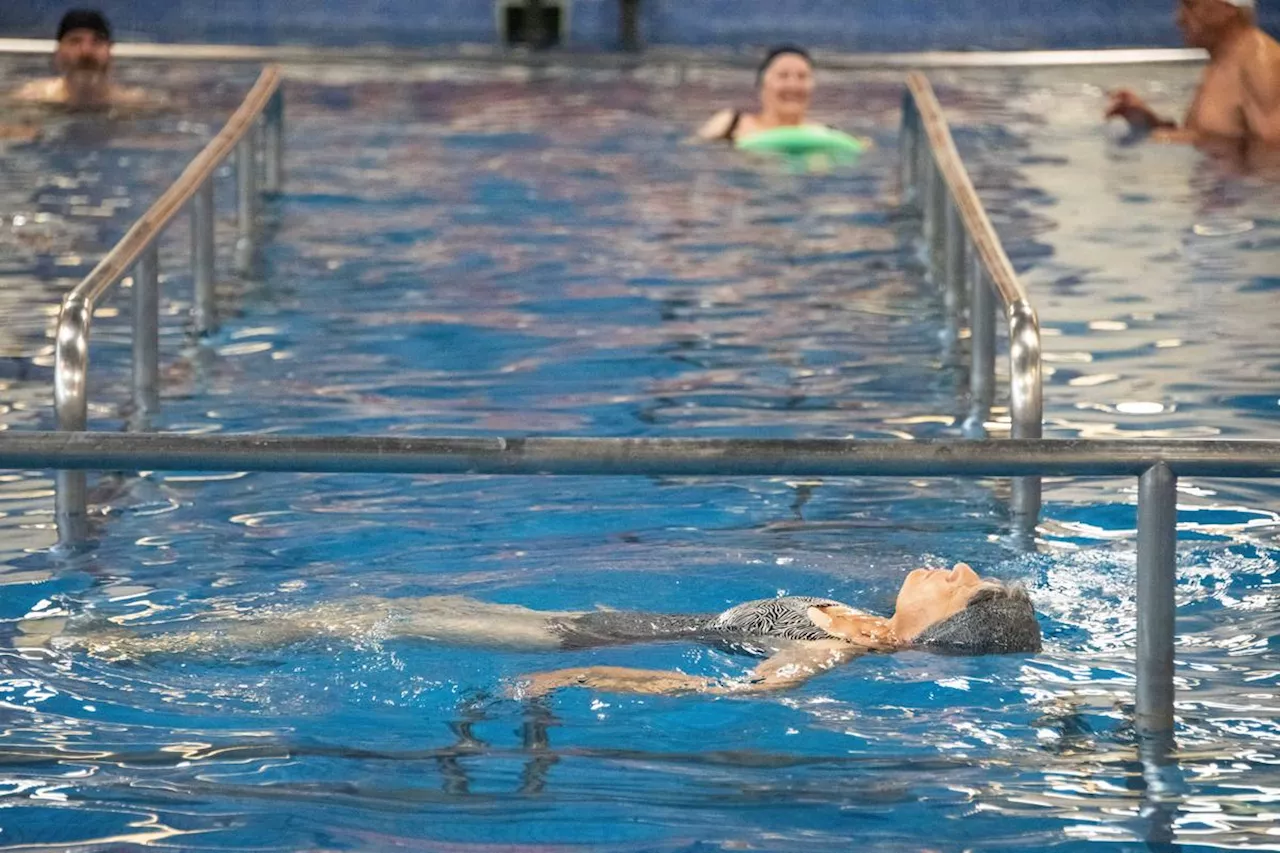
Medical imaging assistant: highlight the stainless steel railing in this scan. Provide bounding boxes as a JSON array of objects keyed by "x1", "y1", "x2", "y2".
[
  {"x1": 9, "y1": 430, "x2": 1280, "y2": 746},
  {"x1": 53, "y1": 65, "x2": 284, "y2": 544},
  {"x1": 900, "y1": 71, "x2": 1044, "y2": 526},
  {"x1": 0, "y1": 38, "x2": 1209, "y2": 67}
]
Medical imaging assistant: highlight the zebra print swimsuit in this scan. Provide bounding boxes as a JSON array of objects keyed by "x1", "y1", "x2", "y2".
[{"x1": 550, "y1": 595, "x2": 853, "y2": 655}]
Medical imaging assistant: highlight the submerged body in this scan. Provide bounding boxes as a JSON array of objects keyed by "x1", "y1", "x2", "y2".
[
  {"x1": 40, "y1": 564, "x2": 1041, "y2": 697},
  {"x1": 56, "y1": 594, "x2": 856, "y2": 659}
]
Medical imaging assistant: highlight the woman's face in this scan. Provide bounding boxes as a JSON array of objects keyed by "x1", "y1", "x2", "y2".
[
  {"x1": 890, "y1": 563, "x2": 987, "y2": 640},
  {"x1": 759, "y1": 54, "x2": 814, "y2": 122}
]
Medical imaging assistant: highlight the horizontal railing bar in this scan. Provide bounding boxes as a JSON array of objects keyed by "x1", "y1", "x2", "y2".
[
  {"x1": 0, "y1": 39, "x2": 1207, "y2": 68},
  {"x1": 906, "y1": 71, "x2": 1026, "y2": 311},
  {"x1": 64, "y1": 65, "x2": 281, "y2": 310},
  {"x1": 3, "y1": 433, "x2": 1280, "y2": 478}
]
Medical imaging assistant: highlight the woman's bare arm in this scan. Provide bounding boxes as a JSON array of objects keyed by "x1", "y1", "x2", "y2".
[
  {"x1": 696, "y1": 108, "x2": 738, "y2": 141},
  {"x1": 518, "y1": 639, "x2": 863, "y2": 698}
]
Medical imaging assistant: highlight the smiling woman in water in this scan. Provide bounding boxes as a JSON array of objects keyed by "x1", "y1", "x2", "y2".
[{"x1": 697, "y1": 45, "x2": 821, "y2": 144}]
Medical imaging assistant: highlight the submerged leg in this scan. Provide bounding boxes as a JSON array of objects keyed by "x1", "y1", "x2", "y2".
[
  {"x1": 48, "y1": 595, "x2": 583, "y2": 660},
  {"x1": 389, "y1": 595, "x2": 582, "y2": 650},
  {"x1": 52, "y1": 595, "x2": 396, "y2": 660}
]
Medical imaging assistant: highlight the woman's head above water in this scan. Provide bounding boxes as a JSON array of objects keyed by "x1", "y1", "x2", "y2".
[
  {"x1": 755, "y1": 45, "x2": 814, "y2": 125},
  {"x1": 694, "y1": 44, "x2": 817, "y2": 142},
  {"x1": 810, "y1": 563, "x2": 1042, "y2": 655}
]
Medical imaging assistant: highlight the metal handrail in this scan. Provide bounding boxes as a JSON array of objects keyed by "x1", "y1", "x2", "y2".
[
  {"x1": 52, "y1": 64, "x2": 285, "y2": 544},
  {"x1": 0, "y1": 38, "x2": 1209, "y2": 68},
  {"x1": 6, "y1": 433, "x2": 1279, "y2": 478},
  {"x1": 899, "y1": 71, "x2": 1044, "y2": 525},
  {"x1": 9, "y1": 430, "x2": 1280, "y2": 747}
]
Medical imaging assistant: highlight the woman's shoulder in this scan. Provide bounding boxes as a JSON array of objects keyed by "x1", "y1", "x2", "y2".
[{"x1": 696, "y1": 108, "x2": 744, "y2": 141}]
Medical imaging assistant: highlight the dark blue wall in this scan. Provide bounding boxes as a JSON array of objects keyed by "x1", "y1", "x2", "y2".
[
  {"x1": 3, "y1": 0, "x2": 1276, "y2": 50},
  {"x1": 652, "y1": 0, "x2": 1185, "y2": 51}
]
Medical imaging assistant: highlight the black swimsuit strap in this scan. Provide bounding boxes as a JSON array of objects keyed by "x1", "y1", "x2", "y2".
[{"x1": 723, "y1": 110, "x2": 743, "y2": 142}]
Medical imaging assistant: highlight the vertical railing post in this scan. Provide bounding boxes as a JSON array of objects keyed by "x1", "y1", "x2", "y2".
[
  {"x1": 1137, "y1": 462, "x2": 1178, "y2": 737},
  {"x1": 1134, "y1": 461, "x2": 1183, "y2": 846},
  {"x1": 929, "y1": 165, "x2": 946, "y2": 285},
  {"x1": 943, "y1": 197, "x2": 965, "y2": 351},
  {"x1": 132, "y1": 243, "x2": 160, "y2": 425},
  {"x1": 54, "y1": 296, "x2": 92, "y2": 546},
  {"x1": 1009, "y1": 300, "x2": 1044, "y2": 527},
  {"x1": 264, "y1": 91, "x2": 284, "y2": 195},
  {"x1": 54, "y1": 473, "x2": 88, "y2": 548},
  {"x1": 964, "y1": 249, "x2": 995, "y2": 438},
  {"x1": 900, "y1": 93, "x2": 919, "y2": 209},
  {"x1": 921, "y1": 154, "x2": 937, "y2": 268},
  {"x1": 915, "y1": 120, "x2": 929, "y2": 208},
  {"x1": 235, "y1": 131, "x2": 258, "y2": 277},
  {"x1": 192, "y1": 181, "x2": 216, "y2": 335}
]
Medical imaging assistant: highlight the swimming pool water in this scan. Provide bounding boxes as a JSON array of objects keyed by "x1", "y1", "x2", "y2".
[{"x1": 0, "y1": 57, "x2": 1278, "y2": 851}]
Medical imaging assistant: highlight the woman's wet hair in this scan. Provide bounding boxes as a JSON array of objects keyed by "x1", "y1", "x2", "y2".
[
  {"x1": 912, "y1": 582, "x2": 1042, "y2": 655},
  {"x1": 756, "y1": 45, "x2": 813, "y2": 86}
]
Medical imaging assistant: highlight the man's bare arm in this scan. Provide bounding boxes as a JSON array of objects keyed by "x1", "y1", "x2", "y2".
[
  {"x1": 1106, "y1": 89, "x2": 1178, "y2": 133},
  {"x1": 1106, "y1": 88, "x2": 1233, "y2": 145}
]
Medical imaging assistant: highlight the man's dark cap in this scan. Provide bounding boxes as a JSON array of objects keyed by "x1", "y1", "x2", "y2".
[{"x1": 57, "y1": 9, "x2": 112, "y2": 42}]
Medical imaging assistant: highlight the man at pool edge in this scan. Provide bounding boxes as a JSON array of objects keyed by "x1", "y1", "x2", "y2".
[
  {"x1": 1106, "y1": 0, "x2": 1280, "y2": 148},
  {"x1": 51, "y1": 562, "x2": 1042, "y2": 698},
  {"x1": 12, "y1": 9, "x2": 149, "y2": 108}
]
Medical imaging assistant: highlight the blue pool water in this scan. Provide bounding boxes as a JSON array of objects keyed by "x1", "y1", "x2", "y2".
[{"x1": 0, "y1": 57, "x2": 1278, "y2": 850}]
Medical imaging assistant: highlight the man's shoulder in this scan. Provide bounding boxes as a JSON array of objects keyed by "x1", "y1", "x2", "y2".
[
  {"x1": 1237, "y1": 29, "x2": 1280, "y2": 97},
  {"x1": 12, "y1": 78, "x2": 65, "y2": 103},
  {"x1": 1239, "y1": 28, "x2": 1280, "y2": 67}
]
